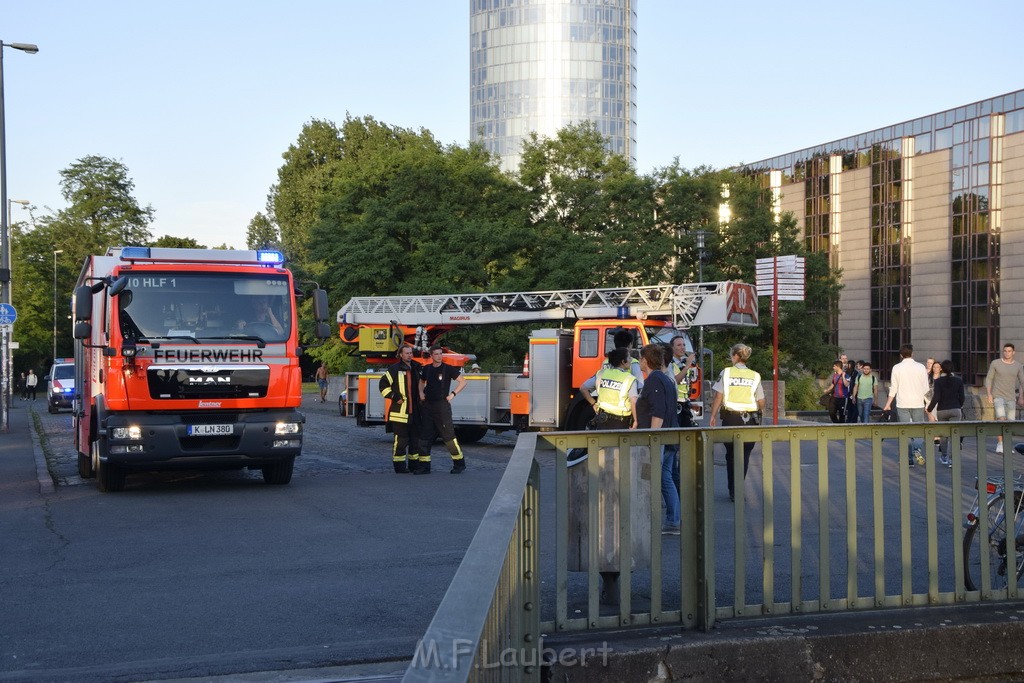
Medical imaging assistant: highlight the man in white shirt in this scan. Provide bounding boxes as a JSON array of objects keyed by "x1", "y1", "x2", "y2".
[{"x1": 882, "y1": 344, "x2": 931, "y2": 466}]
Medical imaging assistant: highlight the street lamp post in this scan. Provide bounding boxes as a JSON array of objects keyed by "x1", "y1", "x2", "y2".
[
  {"x1": 6, "y1": 199, "x2": 28, "y2": 408},
  {"x1": 53, "y1": 250, "x2": 63, "y2": 363},
  {"x1": 0, "y1": 40, "x2": 39, "y2": 433}
]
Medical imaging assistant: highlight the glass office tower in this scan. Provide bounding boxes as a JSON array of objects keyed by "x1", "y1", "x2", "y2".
[
  {"x1": 743, "y1": 90, "x2": 1024, "y2": 383},
  {"x1": 470, "y1": 0, "x2": 637, "y2": 174}
]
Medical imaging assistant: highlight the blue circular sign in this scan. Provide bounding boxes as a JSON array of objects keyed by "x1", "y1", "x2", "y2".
[{"x1": 0, "y1": 303, "x2": 18, "y2": 326}]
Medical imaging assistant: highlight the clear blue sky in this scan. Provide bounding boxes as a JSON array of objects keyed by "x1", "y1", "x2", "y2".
[{"x1": 4, "y1": 1, "x2": 1023, "y2": 249}]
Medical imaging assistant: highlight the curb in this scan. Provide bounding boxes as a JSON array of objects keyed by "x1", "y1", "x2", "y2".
[{"x1": 25, "y1": 404, "x2": 55, "y2": 495}]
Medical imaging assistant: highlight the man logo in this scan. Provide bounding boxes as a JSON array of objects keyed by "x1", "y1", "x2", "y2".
[{"x1": 187, "y1": 376, "x2": 230, "y2": 384}]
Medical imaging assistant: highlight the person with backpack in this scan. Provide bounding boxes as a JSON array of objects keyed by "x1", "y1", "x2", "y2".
[{"x1": 852, "y1": 361, "x2": 877, "y2": 423}]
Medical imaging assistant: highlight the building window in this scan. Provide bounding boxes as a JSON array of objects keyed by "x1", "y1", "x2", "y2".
[{"x1": 868, "y1": 143, "x2": 908, "y2": 375}]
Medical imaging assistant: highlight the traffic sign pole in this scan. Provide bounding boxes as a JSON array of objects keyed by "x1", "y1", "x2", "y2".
[{"x1": 0, "y1": 304, "x2": 17, "y2": 432}]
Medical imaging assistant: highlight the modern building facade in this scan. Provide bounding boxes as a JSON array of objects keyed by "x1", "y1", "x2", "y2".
[
  {"x1": 469, "y1": 0, "x2": 637, "y2": 174},
  {"x1": 743, "y1": 90, "x2": 1024, "y2": 384}
]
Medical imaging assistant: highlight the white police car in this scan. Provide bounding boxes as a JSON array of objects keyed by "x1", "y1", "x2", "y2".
[{"x1": 47, "y1": 359, "x2": 75, "y2": 414}]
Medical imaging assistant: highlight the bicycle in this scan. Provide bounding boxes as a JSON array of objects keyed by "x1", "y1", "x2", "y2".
[{"x1": 962, "y1": 443, "x2": 1024, "y2": 591}]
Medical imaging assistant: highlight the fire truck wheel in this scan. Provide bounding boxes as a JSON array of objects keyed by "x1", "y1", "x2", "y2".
[
  {"x1": 454, "y1": 426, "x2": 488, "y2": 444},
  {"x1": 78, "y1": 453, "x2": 94, "y2": 479},
  {"x1": 262, "y1": 457, "x2": 295, "y2": 485},
  {"x1": 565, "y1": 402, "x2": 596, "y2": 432},
  {"x1": 96, "y1": 459, "x2": 126, "y2": 493}
]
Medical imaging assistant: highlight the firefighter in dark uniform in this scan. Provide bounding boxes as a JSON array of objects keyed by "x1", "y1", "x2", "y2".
[
  {"x1": 379, "y1": 344, "x2": 426, "y2": 473},
  {"x1": 418, "y1": 345, "x2": 468, "y2": 474},
  {"x1": 582, "y1": 347, "x2": 639, "y2": 430},
  {"x1": 708, "y1": 343, "x2": 765, "y2": 501}
]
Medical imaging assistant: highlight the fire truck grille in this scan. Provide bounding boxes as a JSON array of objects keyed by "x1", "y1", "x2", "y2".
[{"x1": 147, "y1": 367, "x2": 271, "y2": 400}]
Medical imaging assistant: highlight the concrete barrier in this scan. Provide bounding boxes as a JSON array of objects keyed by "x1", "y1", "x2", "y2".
[{"x1": 544, "y1": 601, "x2": 1024, "y2": 681}]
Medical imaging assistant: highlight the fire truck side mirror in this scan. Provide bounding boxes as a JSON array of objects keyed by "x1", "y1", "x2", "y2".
[
  {"x1": 314, "y1": 321, "x2": 332, "y2": 340},
  {"x1": 108, "y1": 275, "x2": 129, "y2": 297},
  {"x1": 73, "y1": 322, "x2": 92, "y2": 340},
  {"x1": 74, "y1": 285, "x2": 93, "y2": 322},
  {"x1": 312, "y1": 289, "x2": 330, "y2": 323}
]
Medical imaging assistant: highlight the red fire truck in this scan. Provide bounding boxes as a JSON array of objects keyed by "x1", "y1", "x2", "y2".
[{"x1": 72, "y1": 246, "x2": 331, "y2": 492}]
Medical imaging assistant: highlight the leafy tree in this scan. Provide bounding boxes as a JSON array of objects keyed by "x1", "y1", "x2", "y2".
[
  {"x1": 55, "y1": 155, "x2": 154, "y2": 252},
  {"x1": 246, "y1": 212, "x2": 278, "y2": 249},
  {"x1": 151, "y1": 235, "x2": 205, "y2": 249},
  {"x1": 516, "y1": 122, "x2": 665, "y2": 289}
]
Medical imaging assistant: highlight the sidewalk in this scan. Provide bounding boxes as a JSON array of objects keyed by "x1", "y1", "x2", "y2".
[{"x1": 0, "y1": 402, "x2": 53, "y2": 501}]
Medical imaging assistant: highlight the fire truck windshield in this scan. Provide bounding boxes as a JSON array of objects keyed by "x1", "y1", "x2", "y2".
[
  {"x1": 646, "y1": 326, "x2": 694, "y2": 354},
  {"x1": 116, "y1": 272, "x2": 292, "y2": 343}
]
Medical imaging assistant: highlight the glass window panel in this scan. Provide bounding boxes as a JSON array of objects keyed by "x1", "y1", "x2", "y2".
[
  {"x1": 952, "y1": 144, "x2": 965, "y2": 166},
  {"x1": 935, "y1": 127, "x2": 953, "y2": 149},
  {"x1": 1007, "y1": 109, "x2": 1024, "y2": 134},
  {"x1": 972, "y1": 140, "x2": 990, "y2": 163},
  {"x1": 974, "y1": 164, "x2": 990, "y2": 187}
]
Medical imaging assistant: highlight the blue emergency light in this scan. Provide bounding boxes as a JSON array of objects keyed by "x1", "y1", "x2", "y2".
[
  {"x1": 256, "y1": 250, "x2": 284, "y2": 265},
  {"x1": 119, "y1": 247, "x2": 152, "y2": 259}
]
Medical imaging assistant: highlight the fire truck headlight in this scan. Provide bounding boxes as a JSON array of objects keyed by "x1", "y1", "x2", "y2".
[
  {"x1": 275, "y1": 422, "x2": 301, "y2": 435},
  {"x1": 112, "y1": 426, "x2": 142, "y2": 440}
]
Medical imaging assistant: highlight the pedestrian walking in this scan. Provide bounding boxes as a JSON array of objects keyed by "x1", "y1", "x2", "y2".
[
  {"x1": 708, "y1": 344, "x2": 765, "y2": 502},
  {"x1": 983, "y1": 343, "x2": 1024, "y2": 454},
  {"x1": 418, "y1": 345, "x2": 468, "y2": 474},
  {"x1": 852, "y1": 361, "x2": 877, "y2": 423},
  {"x1": 379, "y1": 344, "x2": 427, "y2": 474},
  {"x1": 316, "y1": 362, "x2": 329, "y2": 403},
  {"x1": 25, "y1": 370, "x2": 38, "y2": 401},
  {"x1": 844, "y1": 360, "x2": 860, "y2": 423},
  {"x1": 635, "y1": 344, "x2": 680, "y2": 535},
  {"x1": 825, "y1": 360, "x2": 849, "y2": 423},
  {"x1": 926, "y1": 360, "x2": 966, "y2": 467},
  {"x1": 16, "y1": 372, "x2": 26, "y2": 401},
  {"x1": 882, "y1": 344, "x2": 930, "y2": 466}
]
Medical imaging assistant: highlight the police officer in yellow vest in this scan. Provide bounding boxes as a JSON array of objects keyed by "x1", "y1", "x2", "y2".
[
  {"x1": 583, "y1": 347, "x2": 639, "y2": 430},
  {"x1": 669, "y1": 335, "x2": 697, "y2": 428},
  {"x1": 709, "y1": 343, "x2": 765, "y2": 501}
]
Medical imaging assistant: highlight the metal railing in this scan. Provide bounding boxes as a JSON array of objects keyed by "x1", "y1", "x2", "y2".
[
  {"x1": 404, "y1": 421, "x2": 1024, "y2": 681},
  {"x1": 404, "y1": 433, "x2": 541, "y2": 683}
]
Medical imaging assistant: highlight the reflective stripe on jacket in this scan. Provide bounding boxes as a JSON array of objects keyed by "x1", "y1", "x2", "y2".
[
  {"x1": 671, "y1": 358, "x2": 692, "y2": 402},
  {"x1": 379, "y1": 363, "x2": 414, "y2": 424},
  {"x1": 722, "y1": 366, "x2": 760, "y2": 412},
  {"x1": 596, "y1": 367, "x2": 636, "y2": 416}
]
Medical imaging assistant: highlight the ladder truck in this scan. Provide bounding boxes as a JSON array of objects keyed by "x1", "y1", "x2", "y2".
[{"x1": 338, "y1": 281, "x2": 758, "y2": 442}]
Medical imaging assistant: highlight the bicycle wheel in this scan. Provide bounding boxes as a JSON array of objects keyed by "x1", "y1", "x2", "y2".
[{"x1": 964, "y1": 491, "x2": 1024, "y2": 592}]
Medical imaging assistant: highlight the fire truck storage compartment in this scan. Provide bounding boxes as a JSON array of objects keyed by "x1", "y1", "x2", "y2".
[{"x1": 528, "y1": 328, "x2": 572, "y2": 429}]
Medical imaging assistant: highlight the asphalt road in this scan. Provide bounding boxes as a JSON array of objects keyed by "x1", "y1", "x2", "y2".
[{"x1": 2, "y1": 395, "x2": 516, "y2": 682}]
